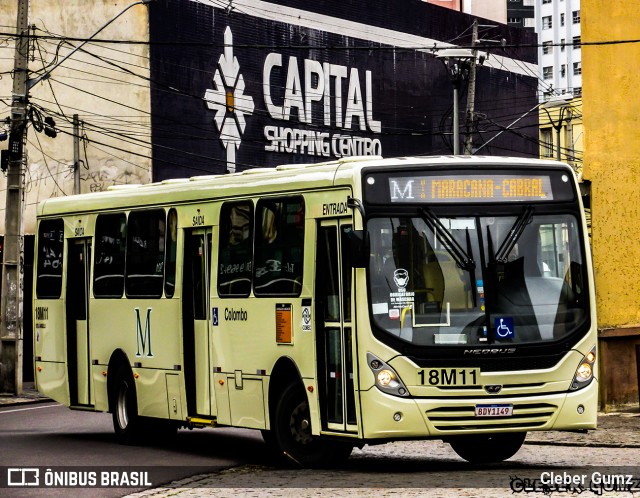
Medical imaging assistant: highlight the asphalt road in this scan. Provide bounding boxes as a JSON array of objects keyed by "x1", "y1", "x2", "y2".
[
  {"x1": 0, "y1": 402, "x2": 267, "y2": 497},
  {"x1": 3, "y1": 401, "x2": 640, "y2": 497}
]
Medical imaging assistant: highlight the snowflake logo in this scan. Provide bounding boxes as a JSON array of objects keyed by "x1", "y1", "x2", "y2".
[{"x1": 204, "y1": 27, "x2": 254, "y2": 173}]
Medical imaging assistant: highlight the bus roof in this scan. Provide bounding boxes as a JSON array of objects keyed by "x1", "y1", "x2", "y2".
[{"x1": 37, "y1": 155, "x2": 569, "y2": 217}]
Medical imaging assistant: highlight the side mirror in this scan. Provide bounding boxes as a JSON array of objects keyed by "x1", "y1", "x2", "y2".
[
  {"x1": 346, "y1": 197, "x2": 368, "y2": 268},
  {"x1": 345, "y1": 227, "x2": 369, "y2": 268}
]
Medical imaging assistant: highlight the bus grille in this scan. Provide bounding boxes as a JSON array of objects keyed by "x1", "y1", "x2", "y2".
[
  {"x1": 425, "y1": 402, "x2": 557, "y2": 432},
  {"x1": 408, "y1": 354, "x2": 564, "y2": 372}
]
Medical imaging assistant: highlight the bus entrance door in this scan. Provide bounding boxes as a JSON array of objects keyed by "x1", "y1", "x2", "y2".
[
  {"x1": 66, "y1": 239, "x2": 92, "y2": 407},
  {"x1": 183, "y1": 228, "x2": 215, "y2": 417},
  {"x1": 315, "y1": 220, "x2": 358, "y2": 434}
]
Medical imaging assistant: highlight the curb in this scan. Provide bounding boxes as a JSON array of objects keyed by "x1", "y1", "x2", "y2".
[
  {"x1": 0, "y1": 395, "x2": 51, "y2": 407},
  {"x1": 525, "y1": 440, "x2": 640, "y2": 449}
]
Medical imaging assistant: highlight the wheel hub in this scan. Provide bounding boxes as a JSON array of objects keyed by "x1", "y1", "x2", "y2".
[{"x1": 289, "y1": 401, "x2": 313, "y2": 445}]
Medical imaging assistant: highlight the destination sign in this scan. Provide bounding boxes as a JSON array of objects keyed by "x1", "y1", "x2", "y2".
[{"x1": 388, "y1": 174, "x2": 554, "y2": 203}]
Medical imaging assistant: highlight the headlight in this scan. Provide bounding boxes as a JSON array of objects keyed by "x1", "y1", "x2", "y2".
[
  {"x1": 570, "y1": 346, "x2": 596, "y2": 391},
  {"x1": 377, "y1": 369, "x2": 395, "y2": 386},
  {"x1": 367, "y1": 353, "x2": 409, "y2": 397}
]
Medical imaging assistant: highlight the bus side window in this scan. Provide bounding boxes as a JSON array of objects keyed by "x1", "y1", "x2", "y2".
[
  {"x1": 126, "y1": 209, "x2": 165, "y2": 299},
  {"x1": 218, "y1": 201, "x2": 253, "y2": 297},
  {"x1": 93, "y1": 213, "x2": 126, "y2": 298},
  {"x1": 164, "y1": 208, "x2": 178, "y2": 298},
  {"x1": 254, "y1": 196, "x2": 304, "y2": 296},
  {"x1": 36, "y1": 218, "x2": 64, "y2": 299}
]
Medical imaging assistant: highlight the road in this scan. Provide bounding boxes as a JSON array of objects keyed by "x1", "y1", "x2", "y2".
[
  {"x1": 2, "y1": 401, "x2": 640, "y2": 497},
  {"x1": 0, "y1": 402, "x2": 266, "y2": 497}
]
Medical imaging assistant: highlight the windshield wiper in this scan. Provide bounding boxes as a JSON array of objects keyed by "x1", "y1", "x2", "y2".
[
  {"x1": 494, "y1": 205, "x2": 535, "y2": 264},
  {"x1": 419, "y1": 207, "x2": 475, "y2": 272}
]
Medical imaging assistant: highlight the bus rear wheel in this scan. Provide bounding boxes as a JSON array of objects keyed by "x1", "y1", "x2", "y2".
[
  {"x1": 273, "y1": 383, "x2": 352, "y2": 468},
  {"x1": 111, "y1": 365, "x2": 142, "y2": 444},
  {"x1": 448, "y1": 432, "x2": 526, "y2": 463}
]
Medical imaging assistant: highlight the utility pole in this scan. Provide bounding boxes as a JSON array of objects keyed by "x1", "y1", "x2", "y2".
[
  {"x1": 73, "y1": 114, "x2": 80, "y2": 195},
  {"x1": 0, "y1": 0, "x2": 30, "y2": 394},
  {"x1": 1, "y1": 0, "x2": 150, "y2": 394},
  {"x1": 463, "y1": 19, "x2": 478, "y2": 156}
]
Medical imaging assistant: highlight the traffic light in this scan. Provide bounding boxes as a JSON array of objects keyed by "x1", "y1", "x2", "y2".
[{"x1": 44, "y1": 116, "x2": 57, "y2": 138}]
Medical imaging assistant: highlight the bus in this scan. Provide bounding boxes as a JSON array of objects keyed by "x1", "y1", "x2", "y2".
[{"x1": 33, "y1": 156, "x2": 597, "y2": 466}]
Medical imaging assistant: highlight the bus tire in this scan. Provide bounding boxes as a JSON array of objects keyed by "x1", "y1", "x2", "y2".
[
  {"x1": 111, "y1": 365, "x2": 142, "y2": 445},
  {"x1": 273, "y1": 383, "x2": 352, "y2": 468},
  {"x1": 448, "y1": 432, "x2": 526, "y2": 463}
]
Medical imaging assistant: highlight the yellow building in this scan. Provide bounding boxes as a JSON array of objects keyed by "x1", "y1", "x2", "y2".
[
  {"x1": 539, "y1": 97, "x2": 584, "y2": 176},
  {"x1": 581, "y1": 1, "x2": 640, "y2": 409}
]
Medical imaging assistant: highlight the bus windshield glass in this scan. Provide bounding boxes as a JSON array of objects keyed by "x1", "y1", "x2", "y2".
[{"x1": 367, "y1": 212, "x2": 588, "y2": 346}]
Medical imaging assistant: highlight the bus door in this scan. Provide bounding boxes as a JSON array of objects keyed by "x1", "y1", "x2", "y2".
[
  {"x1": 182, "y1": 228, "x2": 214, "y2": 417},
  {"x1": 315, "y1": 220, "x2": 358, "y2": 433},
  {"x1": 66, "y1": 238, "x2": 92, "y2": 406}
]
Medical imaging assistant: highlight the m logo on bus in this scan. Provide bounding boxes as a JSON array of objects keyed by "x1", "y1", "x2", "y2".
[
  {"x1": 390, "y1": 179, "x2": 415, "y2": 200},
  {"x1": 135, "y1": 308, "x2": 154, "y2": 358}
]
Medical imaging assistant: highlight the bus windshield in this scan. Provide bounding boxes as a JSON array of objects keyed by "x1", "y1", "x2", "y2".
[{"x1": 367, "y1": 211, "x2": 588, "y2": 346}]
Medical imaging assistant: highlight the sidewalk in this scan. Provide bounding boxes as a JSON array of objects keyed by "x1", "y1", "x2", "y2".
[
  {"x1": 0, "y1": 382, "x2": 49, "y2": 406},
  {"x1": 3, "y1": 384, "x2": 639, "y2": 447}
]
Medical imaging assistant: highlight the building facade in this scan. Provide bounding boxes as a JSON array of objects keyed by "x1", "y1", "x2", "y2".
[
  {"x1": 537, "y1": 0, "x2": 583, "y2": 177},
  {"x1": 507, "y1": 0, "x2": 535, "y2": 30},
  {"x1": 424, "y1": 0, "x2": 507, "y2": 24},
  {"x1": 582, "y1": 0, "x2": 640, "y2": 409},
  {"x1": 537, "y1": 0, "x2": 582, "y2": 100}
]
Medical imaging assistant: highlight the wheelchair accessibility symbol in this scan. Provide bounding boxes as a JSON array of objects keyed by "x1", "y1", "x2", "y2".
[{"x1": 495, "y1": 317, "x2": 515, "y2": 339}]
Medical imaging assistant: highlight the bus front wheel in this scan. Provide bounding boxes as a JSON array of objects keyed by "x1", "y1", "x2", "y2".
[
  {"x1": 448, "y1": 432, "x2": 526, "y2": 463},
  {"x1": 111, "y1": 365, "x2": 141, "y2": 444},
  {"x1": 273, "y1": 383, "x2": 352, "y2": 468}
]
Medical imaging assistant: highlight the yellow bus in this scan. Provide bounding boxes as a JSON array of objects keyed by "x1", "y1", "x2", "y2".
[{"x1": 33, "y1": 156, "x2": 597, "y2": 466}]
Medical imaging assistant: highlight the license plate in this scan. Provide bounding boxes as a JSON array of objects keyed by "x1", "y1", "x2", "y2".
[{"x1": 475, "y1": 404, "x2": 513, "y2": 417}]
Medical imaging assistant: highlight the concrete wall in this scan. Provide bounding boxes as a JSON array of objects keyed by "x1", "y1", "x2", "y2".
[
  {"x1": 582, "y1": 0, "x2": 640, "y2": 408},
  {"x1": 582, "y1": 2, "x2": 640, "y2": 328},
  {"x1": 0, "y1": 0, "x2": 151, "y2": 234}
]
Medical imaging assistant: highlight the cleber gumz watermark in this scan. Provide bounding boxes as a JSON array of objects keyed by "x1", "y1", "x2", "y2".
[{"x1": 510, "y1": 471, "x2": 640, "y2": 495}]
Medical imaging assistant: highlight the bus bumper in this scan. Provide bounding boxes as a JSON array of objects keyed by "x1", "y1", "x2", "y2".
[{"x1": 359, "y1": 380, "x2": 598, "y2": 440}]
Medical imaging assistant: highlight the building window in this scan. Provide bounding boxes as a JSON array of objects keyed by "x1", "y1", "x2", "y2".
[
  {"x1": 542, "y1": 0, "x2": 552, "y2": 3},
  {"x1": 573, "y1": 10, "x2": 581, "y2": 24},
  {"x1": 573, "y1": 35, "x2": 581, "y2": 49},
  {"x1": 573, "y1": 61, "x2": 582, "y2": 75},
  {"x1": 508, "y1": 17, "x2": 521, "y2": 24},
  {"x1": 523, "y1": 18, "x2": 536, "y2": 28},
  {"x1": 542, "y1": 41, "x2": 553, "y2": 55},
  {"x1": 543, "y1": 66, "x2": 553, "y2": 80},
  {"x1": 560, "y1": 13, "x2": 565, "y2": 26},
  {"x1": 541, "y1": 129, "x2": 554, "y2": 158},
  {"x1": 542, "y1": 16, "x2": 552, "y2": 29},
  {"x1": 573, "y1": 87, "x2": 582, "y2": 97},
  {"x1": 561, "y1": 39, "x2": 566, "y2": 52},
  {"x1": 560, "y1": 64, "x2": 566, "y2": 77},
  {"x1": 523, "y1": 0, "x2": 534, "y2": 6}
]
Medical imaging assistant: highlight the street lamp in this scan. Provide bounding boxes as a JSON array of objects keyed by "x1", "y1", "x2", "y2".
[
  {"x1": 541, "y1": 95, "x2": 573, "y2": 161},
  {"x1": 437, "y1": 48, "x2": 475, "y2": 155}
]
